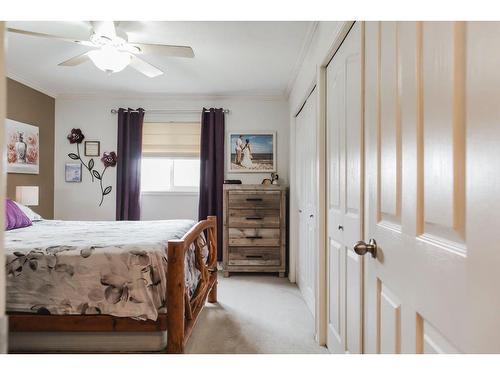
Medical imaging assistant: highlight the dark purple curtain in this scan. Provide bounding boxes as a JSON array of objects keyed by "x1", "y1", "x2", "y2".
[
  {"x1": 116, "y1": 108, "x2": 145, "y2": 221},
  {"x1": 198, "y1": 108, "x2": 225, "y2": 260}
]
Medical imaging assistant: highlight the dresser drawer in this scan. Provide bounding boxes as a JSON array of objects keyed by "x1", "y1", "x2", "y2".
[
  {"x1": 228, "y1": 247, "x2": 281, "y2": 266},
  {"x1": 228, "y1": 228, "x2": 280, "y2": 246},
  {"x1": 228, "y1": 191, "x2": 280, "y2": 209},
  {"x1": 228, "y1": 209, "x2": 280, "y2": 228}
]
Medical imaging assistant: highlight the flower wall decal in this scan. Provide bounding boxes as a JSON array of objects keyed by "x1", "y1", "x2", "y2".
[
  {"x1": 101, "y1": 151, "x2": 117, "y2": 168},
  {"x1": 67, "y1": 128, "x2": 85, "y2": 144},
  {"x1": 94, "y1": 152, "x2": 118, "y2": 206},
  {"x1": 67, "y1": 128, "x2": 117, "y2": 206},
  {"x1": 67, "y1": 128, "x2": 95, "y2": 182}
]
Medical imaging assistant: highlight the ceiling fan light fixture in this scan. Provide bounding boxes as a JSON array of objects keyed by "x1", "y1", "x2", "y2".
[{"x1": 88, "y1": 45, "x2": 131, "y2": 73}]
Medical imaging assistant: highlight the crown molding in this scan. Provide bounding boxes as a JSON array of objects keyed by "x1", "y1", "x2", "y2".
[
  {"x1": 7, "y1": 70, "x2": 57, "y2": 98},
  {"x1": 7, "y1": 70, "x2": 287, "y2": 103},
  {"x1": 56, "y1": 92, "x2": 287, "y2": 101},
  {"x1": 284, "y1": 21, "x2": 319, "y2": 99}
]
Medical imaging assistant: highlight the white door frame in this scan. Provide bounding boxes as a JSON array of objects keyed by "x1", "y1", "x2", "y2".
[
  {"x1": 289, "y1": 80, "x2": 315, "y2": 286},
  {"x1": 289, "y1": 21, "x2": 355, "y2": 345},
  {"x1": 0, "y1": 21, "x2": 8, "y2": 354},
  {"x1": 316, "y1": 21, "x2": 356, "y2": 346},
  {"x1": 295, "y1": 86, "x2": 319, "y2": 317},
  {"x1": 291, "y1": 82, "x2": 317, "y2": 312}
]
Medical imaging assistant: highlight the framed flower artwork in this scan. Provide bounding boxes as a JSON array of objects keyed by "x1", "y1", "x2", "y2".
[{"x1": 6, "y1": 119, "x2": 40, "y2": 174}]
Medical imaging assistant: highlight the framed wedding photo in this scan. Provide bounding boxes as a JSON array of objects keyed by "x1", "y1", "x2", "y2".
[
  {"x1": 84, "y1": 141, "x2": 100, "y2": 157},
  {"x1": 228, "y1": 132, "x2": 276, "y2": 173}
]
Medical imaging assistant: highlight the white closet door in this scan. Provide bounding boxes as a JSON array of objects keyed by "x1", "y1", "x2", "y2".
[
  {"x1": 363, "y1": 21, "x2": 500, "y2": 354},
  {"x1": 326, "y1": 22, "x2": 364, "y2": 354},
  {"x1": 295, "y1": 89, "x2": 318, "y2": 316}
]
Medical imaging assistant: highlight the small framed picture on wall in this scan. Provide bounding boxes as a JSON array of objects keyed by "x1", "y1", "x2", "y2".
[
  {"x1": 84, "y1": 141, "x2": 100, "y2": 157},
  {"x1": 65, "y1": 163, "x2": 82, "y2": 182}
]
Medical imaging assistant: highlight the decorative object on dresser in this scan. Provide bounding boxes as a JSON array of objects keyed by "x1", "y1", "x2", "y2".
[
  {"x1": 224, "y1": 179, "x2": 242, "y2": 184},
  {"x1": 223, "y1": 184, "x2": 287, "y2": 277},
  {"x1": 271, "y1": 172, "x2": 279, "y2": 184},
  {"x1": 261, "y1": 178, "x2": 272, "y2": 185},
  {"x1": 262, "y1": 172, "x2": 279, "y2": 185}
]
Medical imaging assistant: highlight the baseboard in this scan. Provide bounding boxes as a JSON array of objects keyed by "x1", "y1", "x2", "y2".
[{"x1": 0, "y1": 315, "x2": 8, "y2": 353}]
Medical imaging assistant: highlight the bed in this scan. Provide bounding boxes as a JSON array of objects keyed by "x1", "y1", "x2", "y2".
[{"x1": 5, "y1": 216, "x2": 218, "y2": 353}]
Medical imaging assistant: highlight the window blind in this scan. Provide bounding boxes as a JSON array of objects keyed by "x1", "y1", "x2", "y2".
[{"x1": 142, "y1": 122, "x2": 201, "y2": 157}]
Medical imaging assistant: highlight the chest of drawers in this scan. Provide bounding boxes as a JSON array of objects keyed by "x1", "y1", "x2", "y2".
[{"x1": 222, "y1": 184, "x2": 287, "y2": 277}]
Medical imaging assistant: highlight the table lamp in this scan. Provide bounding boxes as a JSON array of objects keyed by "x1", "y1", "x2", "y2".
[{"x1": 15, "y1": 186, "x2": 39, "y2": 206}]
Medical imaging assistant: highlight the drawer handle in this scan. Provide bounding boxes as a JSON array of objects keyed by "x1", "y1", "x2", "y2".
[
  {"x1": 245, "y1": 236, "x2": 263, "y2": 239},
  {"x1": 245, "y1": 216, "x2": 263, "y2": 220},
  {"x1": 246, "y1": 198, "x2": 263, "y2": 202},
  {"x1": 245, "y1": 255, "x2": 263, "y2": 259}
]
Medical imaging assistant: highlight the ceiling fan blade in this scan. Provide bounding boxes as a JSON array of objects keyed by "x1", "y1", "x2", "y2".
[
  {"x1": 7, "y1": 28, "x2": 94, "y2": 47},
  {"x1": 128, "y1": 55, "x2": 164, "y2": 78},
  {"x1": 129, "y1": 42, "x2": 194, "y2": 58},
  {"x1": 90, "y1": 21, "x2": 116, "y2": 38},
  {"x1": 58, "y1": 52, "x2": 91, "y2": 67}
]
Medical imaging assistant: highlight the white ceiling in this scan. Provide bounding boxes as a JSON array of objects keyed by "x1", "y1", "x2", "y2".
[{"x1": 6, "y1": 21, "x2": 313, "y2": 98}]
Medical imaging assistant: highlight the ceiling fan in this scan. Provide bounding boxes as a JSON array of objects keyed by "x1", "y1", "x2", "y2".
[{"x1": 7, "y1": 21, "x2": 195, "y2": 77}]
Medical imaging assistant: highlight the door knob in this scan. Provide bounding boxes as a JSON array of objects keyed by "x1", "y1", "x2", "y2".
[
  {"x1": 338, "y1": 225, "x2": 344, "y2": 231},
  {"x1": 353, "y1": 239, "x2": 377, "y2": 258}
]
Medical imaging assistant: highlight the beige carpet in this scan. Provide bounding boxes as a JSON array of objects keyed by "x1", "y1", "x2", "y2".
[{"x1": 185, "y1": 273, "x2": 328, "y2": 354}]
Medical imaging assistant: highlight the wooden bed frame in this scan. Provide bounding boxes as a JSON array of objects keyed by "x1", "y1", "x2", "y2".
[{"x1": 7, "y1": 216, "x2": 218, "y2": 354}]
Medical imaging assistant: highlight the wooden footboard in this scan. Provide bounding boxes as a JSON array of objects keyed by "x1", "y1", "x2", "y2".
[
  {"x1": 166, "y1": 215, "x2": 218, "y2": 353},
  {"x1": 7, "y1": 216, "x2": 218, "y2": 354}
]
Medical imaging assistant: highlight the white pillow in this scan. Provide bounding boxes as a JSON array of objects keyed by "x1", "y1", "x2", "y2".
[{"x1": 14, "y1": 201, "x2": 43, "y2": 221}]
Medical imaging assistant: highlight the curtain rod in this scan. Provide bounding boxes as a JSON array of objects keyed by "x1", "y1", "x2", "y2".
[{"x1": 110, "y1": 108, "x2": 230, "y2": 114}]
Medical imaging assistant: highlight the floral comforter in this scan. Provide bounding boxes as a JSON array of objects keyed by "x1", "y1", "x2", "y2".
[{"x1": 5, "y1": 219, "x2": 207, "y2": 321}]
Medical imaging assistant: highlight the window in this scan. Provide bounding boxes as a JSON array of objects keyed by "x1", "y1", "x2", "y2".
[
  {"x1": 141, "y1": 157, "x2": 199, "y2": 192},
  {"x1": 141, "y1": 122, "x2": 200, "y2": 193}
]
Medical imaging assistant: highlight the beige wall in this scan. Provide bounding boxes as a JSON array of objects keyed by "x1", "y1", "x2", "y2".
[{"x1": 6, "y1": 78, "x2": 55, "y2": 219}]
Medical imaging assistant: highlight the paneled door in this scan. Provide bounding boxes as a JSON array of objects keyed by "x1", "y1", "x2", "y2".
[
  {"x1": 295, "y1": 89, "x2": 318, "y2": 316},
  {"x1": 326, "y1": 22, "x2": 364, "y2": 353},
  {"x1": 363, "y1": 21, "x2": 500, "y2": 353}
]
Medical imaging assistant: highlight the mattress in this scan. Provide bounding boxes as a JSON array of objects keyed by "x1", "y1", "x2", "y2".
[{"x1": 5, "y1": 219, "x2": 207, "y2": 321}]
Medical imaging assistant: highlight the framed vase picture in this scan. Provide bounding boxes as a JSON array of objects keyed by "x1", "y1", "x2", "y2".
[
  {"x1": 228, "y1": 132, "x2": 276, "y2": 173},
  {"x1": 6, "y1": 119, "x2": 40, "y2": 174},
  {"x1": 65, "y1": 163, "x2": 82, "y2": 182}
]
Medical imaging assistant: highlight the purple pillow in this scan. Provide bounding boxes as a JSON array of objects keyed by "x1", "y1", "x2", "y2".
[{"x1": 5, "y1": 199, "x2": 32, "y2": 231}]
